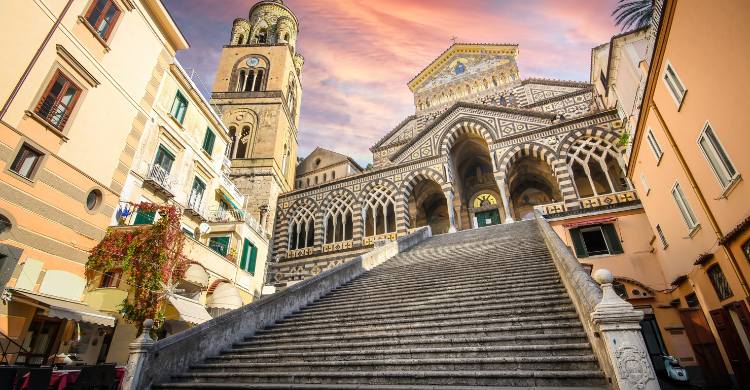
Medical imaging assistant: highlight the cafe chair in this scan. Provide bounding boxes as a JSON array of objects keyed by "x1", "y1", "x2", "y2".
[
  {"x1": 14, "y1": 367, "x2": 30, "y2": 390},
  {"x1": 0, "y1": 366, "x2": 16, "y2": 389},
  {"x1": 25, "y1": 367, "x2": 53, "y2": 390},
  {"x1": 65, "y1": 365, "x2": 91, "y2": 390}
]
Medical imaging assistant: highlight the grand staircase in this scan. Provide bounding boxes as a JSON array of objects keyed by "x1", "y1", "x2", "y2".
[{"x1": 156, "y1": 220, "x2": 608, "y2": 389}]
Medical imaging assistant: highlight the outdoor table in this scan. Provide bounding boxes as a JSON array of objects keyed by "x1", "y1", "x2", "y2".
[{"x1": 19, "y1": 366, "x2": 127, "y2": 390}]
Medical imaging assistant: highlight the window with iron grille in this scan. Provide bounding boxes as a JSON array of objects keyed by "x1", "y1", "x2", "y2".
[
  {"x1": 707, "y1": 264, "x2": 733, "y2": 301},
  {"x1": 684, "y1": 293, "x2": 700, "y2": 308},
  {"x1": 697, "y1": 122, "x2": 738, "y2": 190},
  {"x1": 743, "y1": 239, "x2": 750, "y2": 265},
  {"x1": 85, "y1": 0, "x2": 121, "y2": 41},
  {"x1": 613, "y1": 281, "x2": 628, "y2": 299},
  {"x1": 655, "y1": 224, "x2": 668, "y2": 249},
  {"x1": 35, "y1": 71, "x2": 81, "y2": 129}
]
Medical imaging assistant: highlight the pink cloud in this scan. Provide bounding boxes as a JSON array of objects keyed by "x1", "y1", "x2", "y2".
[{"x1": 164, "y1": 0, "x2": 623, "y2": 164}]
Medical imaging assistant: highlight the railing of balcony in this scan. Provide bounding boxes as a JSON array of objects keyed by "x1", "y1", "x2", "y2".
[
  {"x1": 219, "y1": 173, "x2": 245, "y2": 205},
  {"x1": 186, "y1": 191, "x2": 210, "y2": 220},
  {"x1": 207, "y1": 209, "x2": 269, "y2": 242},
  {"x1": 145, "y1": 164, "x2": 178, "y2": 194}
]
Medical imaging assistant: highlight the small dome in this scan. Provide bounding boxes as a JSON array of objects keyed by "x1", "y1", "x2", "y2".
[
  {"x1": 207, "y1": 282, "x2": 243, "y2": 310},
  {"x1": 183, "y1": 264, "x2": 210, "y2": 288}
]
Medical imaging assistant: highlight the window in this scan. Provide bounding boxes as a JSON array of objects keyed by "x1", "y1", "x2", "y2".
[
  {"x1": 288, "y1": 205, "x2": 315, "y2": 250},
  {"x1": 133, "y1": 208, "x2": 155, "y2": 225},
  {"x1": 188, "y1": 177, "x2": 206, "y2": 209},
  {"x1": 170, "y1": 91, "x2": 188, "y2": 124},
  {"x1": 662, "y1": 61, "x2": 686, "y2": 107},
  {"x1": 10, "y1": 145, "x2": 43, "y2": 179},
  {"x1": 331, "y1": 171, "x2": 335, "y2": 180},
  {"x1": 655, "y1": 224, "x2": 668, "y2": 249},
  {"x1": 567, "y1": 137, "x2": 629, "y2": 197},
  {"x1": 363, "y1": 185, "x2": 397, "y2": 237},
  {"x1": 153, "y1": 145, "x2": 175, "y2": 173},
  {"x1": 208, "y1": 236, "x2": 230, "y2": 256},
  {"x1": 707, "y1": 264, "x2": 733, "y2": 301},
  {"x1": 671, "y1": 181, "x2": 699, "y2": 232},
  {"x1": 202, "y1": 128, "x2": 216, "y2": 156},
  {"x1": 239, "y1": 239, "x2": 258, "y2": 275},
  {"x1": 86, "y1": 189, "x2": 102, "y2": 211},
  {"x1": 85, "y1": 0, "x2": 121, "y2": 40},
  {"x1": 613, "y1": 281, "x2": 628, "y2": 299},
  {"x1": 645, "y1": 128, "x2": 663, "y2": 164},
  {"x1": 314, "y1": 176, "x2": 318, "y2": 185},
  {"x1": 257, "y1": 28, "x2": 268, "y2": 43},
  {"x1": 99, "y1": 269, "x2": 122, "y2": 288},
  {"x1": 743, "y1": 239, "x2": 750, "y2": 265},
  {"x1": 306, "y1": 178, "x2": 310, "y2": 186},
  {"x1": 569, "y1": 224, "x2": 623, "y2": 258},
  {"x1": 238, "y1": 68, "x2": 265, "y2": 92},
  {"x1": 640, "y1": 172, "x2": 650, "y2": 195},
  {"x1": 697, "y1": 123, "x2": 738, "y2": 189},
  {"x1": 685, "y1": 293, "x2": 700, "y2": 308},
  {"x1": 182, "y1": 227, "x2": 194, "y2": 237},
  {"x1": 322, "y1": 173, "x2": 327, "y2": 182},
  {"x1": 325, "y1": 195, "x2": 354, "y2": 244},
  {"x1": 600, "y1": 69, "x2": 607, "y2": 88},
  {"x1": 34, "y1": 71, "x2": 81, "y2": 129}
]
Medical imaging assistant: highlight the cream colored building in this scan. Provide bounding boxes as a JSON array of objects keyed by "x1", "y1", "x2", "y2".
[
  {"x1": 0, "y1": 0, "x2": 188, "y2": 365},
  {"x1": 89, "y1": 58, "x2": 271, "y2": 364},
  {"x1": 295, "y1": 147, "x2": 364, "y2": 189}
]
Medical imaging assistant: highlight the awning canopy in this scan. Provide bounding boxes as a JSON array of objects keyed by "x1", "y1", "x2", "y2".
[
  {"x1": 217, "y1": 188, "x2": 241, "y2": 210},
  {"x1": 168, "y1": 296, "x2": 213, "y2": 325},
  {"x1": 562, "y1": 217, "x2": 617, "y2": 228},
  {"x1": 207, "y1": 282, "x2": 243, "y2": 311},
  {"x1": 12, "y1": 289, "x2": 116, "y2": 327},
  {"x1": 183, "y1": 264, "x2": 210, "y2": 288}
]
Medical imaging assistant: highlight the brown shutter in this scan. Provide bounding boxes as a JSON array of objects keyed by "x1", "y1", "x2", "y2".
[
  {"x1": 678, "y1": 308, "x2": 732, "y2": 387},
  {"x1": 709, "y1": 307, "x2": 750, "y2": 388}
]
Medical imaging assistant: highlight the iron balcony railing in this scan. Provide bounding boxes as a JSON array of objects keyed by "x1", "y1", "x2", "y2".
[
  {"x1": 145, "y1": 163, "x2": 179, "y2": 196},
  {"x1": 186, "y1": 191, "x2": 210, "y2": 220},
  {"x1": 207, "y1": 209, "x2": 269, "y2": 242}
]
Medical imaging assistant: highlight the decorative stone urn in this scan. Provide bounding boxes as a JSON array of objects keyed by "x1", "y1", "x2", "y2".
[{"x1": 592, "y1": 269, "x2": 660, "y2": 390}]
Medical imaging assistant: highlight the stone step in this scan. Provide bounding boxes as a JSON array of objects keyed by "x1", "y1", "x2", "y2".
[
  {"x1": 233, "y1": 332, "x2": 590, "y2": 351},
  {"x1": 210, "y1": 343, "x2": 594, "y2": 363},
  {"x1": 155, "y1": 383, "x2": 609, "y2": 390},
  {"x1": 245, "y1": 322, "x2": 586, "y2": 346},
  {"x1": 276, "y1": 303, "x2": 576, "y2": 327},
  {"x1": 167, "y1": 369, "x2": 607, "y2": 387}
]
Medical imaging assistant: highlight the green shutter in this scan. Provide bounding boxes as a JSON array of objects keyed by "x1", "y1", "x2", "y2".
[
  {"x1": 601, "y1": 224, "x2": 624, "y2": 254},
  {"x1": 209, "y1": 236, "x2": 230, "y2": 256},
  {"x1": 182, "y1": 227, "x2": 194, "y2": 237},
  {"x1": 133, "y1": 211, "x2": 155, "y2": 225},
  {"x1": 569, "y1": 228, "x2": 588, "y2": 258},
  {"x1": 240, "y1": 239, "x2": 250, "y2": 270},
  {"x1": 203, "y1": 128, "x2": 215, "y2": 155},
  {"x1": 248, "y1": 245, "x2": 258, "y2": 276},
  {"x1": 171, "y1": 91, "x2": 188, "y2": 123}
]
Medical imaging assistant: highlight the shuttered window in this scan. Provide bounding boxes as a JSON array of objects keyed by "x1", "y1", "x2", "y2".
[
  {"x1": 697, "y1": 123, "x2": 738, "y2": 189},
  {"x1": 569, "y1": 224, "x2": 623, "y2": 258},
  {"x1": 202, "y1": 128, "x2": 216, "y2": 155},
  {"x1": 239, "y1": 238, "x2": 258, "y2": 275},
  {"x1": 646, "y1": 128, "x2": 663, "y2": 164},
  {"x1": 671, "y1": 181, "x2": 699, "y2": 231},
  {"x1": 640, "y1": 172, "x2": 650, "y2": 195},
  {"x1": 655, "y1": 224, "x2": 668, "y2": 249},
  {"x1": 662, "y1": 61, "x2": 687, "y2": 107},
  {"x1": 170, "y1": 91, "x2": 188, "y2": 124},
  {"x1": 35, "y1": 71, "x2": 81, "y2": 129}
]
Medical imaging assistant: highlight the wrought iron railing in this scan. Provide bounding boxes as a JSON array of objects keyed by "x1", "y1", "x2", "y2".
[
  {"x1": 1, "y1": 329, "x2": 29, "y2": 364},
  {"x1": 207, "y1": 209, "x2": 269, "y2": 242},
  {"x1": 145, "y1": 164, "x2": 178, "y2": 194}
]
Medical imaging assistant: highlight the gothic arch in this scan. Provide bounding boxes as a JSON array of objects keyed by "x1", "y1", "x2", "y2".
[
  {"x1": 356, "y1": 179, "x2": 399, "y2": 204},
  {"x1": 223, "y1": 108, "x2": 258, "y2": 159},
  {"x1": 359, "y1": 181, "x2": 399, "y2": 237},
  {"x1": 439, "y1": 118, "x2": 496, "y2": 157},
  {"x1": 399, "y1": 168, "x2": 447, "y2": 197},
  {"x1": 496, "y1": 142, "x2": 561, "y2": 181},
  {"x1": 556, "y1": 127, "x2": 624, "y2": 157}
]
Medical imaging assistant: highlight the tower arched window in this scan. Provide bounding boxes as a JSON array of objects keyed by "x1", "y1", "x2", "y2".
[
  {"x1": 257, "y1": 28, "x2": 268, "y2": 44},
  {"x1": 325, "y1": 196, "x2": 354, "y2": 244},
  {"x1": 567, "y1": 137, "x2": 630, "y2": 198},
  {"x1": 323, "y1": 173, "x2": 327, "y2": 182},
  {"x1": 281, "y1": 144, "x2": 288, "y2": 175},
  {"x1": 314, "y1": 176, "x2": 318, "y2": 185},
  {"x1": 288, "y1": 204, "x2": 315, "y2": 250},
  {"x1": 237, "y1": 34, "x2": 244, "y2": 45},
  {"x1": 363, "y1": 185, "x2": 396, "y2": 237},
  {"x1": 307, "y1": 178, "x2": 310, "y2": 186},
  {"x1": 331, "y1": 171, "x2": 335, "y2": 179},
  {"x1": 284, "y1": 33, "x2": 290, "y2": 41},
  {"x1": 492, "y1": 76, "x2": 498, "y2": 86}
]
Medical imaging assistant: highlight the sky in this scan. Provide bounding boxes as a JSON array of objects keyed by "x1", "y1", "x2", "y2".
[{"x1": 162, "y1": 0, "x2": 624, "y2": 166}]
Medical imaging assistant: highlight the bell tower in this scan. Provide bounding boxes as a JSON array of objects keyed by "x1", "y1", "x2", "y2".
[{"x1": 211, "y1": 0, "x2": 304, "y2": 233}]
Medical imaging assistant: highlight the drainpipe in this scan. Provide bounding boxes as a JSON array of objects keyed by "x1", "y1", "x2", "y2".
[
  {"x1": 0, "y1": 0, "x2": 75, "y2": 121},
  {"x1": 651, "y1": 102, "x2": 750, "y2": 297}
]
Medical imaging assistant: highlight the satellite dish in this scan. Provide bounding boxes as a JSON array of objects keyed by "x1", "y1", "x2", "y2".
[{"x1": 199, "y1": 223, "x2": 211, "y2": 234}]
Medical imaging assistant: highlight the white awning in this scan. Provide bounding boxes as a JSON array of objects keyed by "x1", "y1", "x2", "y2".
[
  {"x1": 207, "y1": 283, "x2": 243, "y2": 311},
  {"x1": 183, "y1": 264, "x2": 210, "y2": 287},
  {"x1": 12, "y1": 289, "x2": 116, "y2": 327},
  {"x1": 168, "y1": 296, "x2": 213, "y2": 325}
]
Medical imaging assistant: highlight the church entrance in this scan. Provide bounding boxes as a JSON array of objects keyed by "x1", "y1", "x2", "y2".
[{"x1": 475, "y1": 209, "x2": 500, "y2": 228}]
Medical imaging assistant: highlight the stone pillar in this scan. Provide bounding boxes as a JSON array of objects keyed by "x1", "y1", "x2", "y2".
[
  {"x1": 120, "y1": 319, "x2": 155, "y2": 390},
  {"x1": 591, "y1": 270, "x2": 659, "y2": 390},
  {"x1": 496, "y1": 178, "x2": 514, "y2": 224},
  {"x1": 444, "y1": 190, "x2": 457, "y2": 233},
  {"x1": 454, "y1": 206, "x2": 462, "y2": 231}
]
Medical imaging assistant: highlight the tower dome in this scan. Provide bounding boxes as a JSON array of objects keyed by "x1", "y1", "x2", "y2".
[{"x1": 231, "y1": 0, "x2": 299, "y2": 49}]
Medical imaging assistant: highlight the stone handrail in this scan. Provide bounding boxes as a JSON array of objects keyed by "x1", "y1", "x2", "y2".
[
  {"x1": 533, "y1": 210, "x2": 659, "y2": 390},
  {"x1": 122, "y1": 226, "x2": 432, "y2": 390}
]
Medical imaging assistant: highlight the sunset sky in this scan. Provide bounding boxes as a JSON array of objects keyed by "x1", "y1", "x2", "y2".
[{"x1": 162, "y1": 0, "x2": 624, "y2": 166}]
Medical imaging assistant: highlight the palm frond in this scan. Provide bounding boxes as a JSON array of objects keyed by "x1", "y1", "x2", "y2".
[{"x1": 611, "y1": 0, "x2": 654, "y2": 31}]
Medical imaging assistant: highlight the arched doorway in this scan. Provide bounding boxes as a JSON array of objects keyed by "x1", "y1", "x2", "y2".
[
  {"x1": 506, "y1": 155, "x2": 562, "y2": 220},
  {"x1": 407, "y1": 179, "x2": 451, "y2": 235},
  {"x1": 447, "y1": 133, "x2": 504, "y2": 228}
]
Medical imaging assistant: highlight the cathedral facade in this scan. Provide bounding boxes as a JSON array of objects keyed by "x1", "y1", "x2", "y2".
[{"x1": 269, "y1": 43, "x2": 637, "y2": 286}]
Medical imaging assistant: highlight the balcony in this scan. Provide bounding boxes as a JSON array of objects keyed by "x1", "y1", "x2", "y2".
[
  {"x1": 143, "y1": 164, "x2": 178, "y2": 199},
  {"x1": 219, "y1": 173, "x2": 245, "y2": 206},
  {"x1": 185, "y1": 191, "x2": 209, "y2": 221},
  {"x1": 207, "y1": 209, "x2": 269, "y2": 242}
]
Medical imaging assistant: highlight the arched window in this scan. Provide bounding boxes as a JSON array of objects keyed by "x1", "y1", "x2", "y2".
[
  {"x1": 237, "y1": 34, "x2": 244, "y2": 45},
  {"x1": 483, "y1": 79, "x2": 489, "y2": 89},
  {"x1": 492, "y1": 76, "x2": 498, "y2": 87},
  {"x1": 257, "y1": 28, "x2": 268, "y2": 43},
  {"x1": 466, "y1": 84, "x2": 472, "y2": 94},
  {"x1": 253, "y1": 69, "x2": 264, "y2": 91},
  {"x1": 707, "y1": 264, "x2": 733, "y2": 300},
  {"x1": 331, "y1": 171, "x2": 335, "y2": 179},
  {"x1": 228, "y1": 126, "x2": 237, "y2": 158},
  {"x1": 426, "y1": 100, "x2": 430, "y2": 107},
  {"x1": 567, "y1": 137, "x2": 629, "y2": 198},
  {"x1": 612, "y1": 281, "x2": 629, "y2": 299},
  {"x1": 363, "y1": 185, "x2": 396, "y2": 237},
  {"x1": 235, "y1": 126, "x2": 251, "y2": 158},
  {"x1": 323, "y1": 173, "x2": 327, "y2": 182},
  {"x1": 307, "y1": 178, "x2": 310, "y2": 186},
  {"x1": 237, "y1": 70, "x2": 246, "y2": 91},
  {"x1": 288, "y1": 204, "x2": 315, "y2": 250},
  {"x1": 325, "y1": 196, "x2": 354, "y2": 244},
  {"x1": 511, "y1": 72, "x2": 516, "y2": 80},
  {"x1": 418, "y1": 101, "x2": 423, "y2": 110},
  {"x1": 499, "y1": 97, "x2": 507, "y2": 106},
  {"x1": 281, "y1": 144, "x2": 288, "y2": 175},
  {"x1": 314, "y1": 176, "x2": 318, "y2": 185},
  {"x1": 284, "y1": 33, "x2": 290, "y2": 41}
]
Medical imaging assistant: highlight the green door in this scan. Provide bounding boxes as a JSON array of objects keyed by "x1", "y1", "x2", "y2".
[{"x1": 476, "y1": 209, "x2": 501, "y2": 227}]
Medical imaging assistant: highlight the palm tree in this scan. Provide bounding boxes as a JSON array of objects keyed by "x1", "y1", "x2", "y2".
[{"x1": 612, "y1": 0, "x2": 654, "y2": 31}]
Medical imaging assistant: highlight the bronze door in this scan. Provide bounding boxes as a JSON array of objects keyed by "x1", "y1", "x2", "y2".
[{"x1": 679, "y1": 308, "x2": 733, "y2": 388}]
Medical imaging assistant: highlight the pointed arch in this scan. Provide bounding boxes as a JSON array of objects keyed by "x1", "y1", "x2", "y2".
[{"x1": 439, "y1": 117, "x2": 497, "y2": 157}]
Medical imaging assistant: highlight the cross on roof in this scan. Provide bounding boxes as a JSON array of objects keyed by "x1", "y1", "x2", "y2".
[{"x1": 451, "y1": 36, "x2": 458, "y2": 44}]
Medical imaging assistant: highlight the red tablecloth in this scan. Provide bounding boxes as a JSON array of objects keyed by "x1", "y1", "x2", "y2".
[{"x1": 20, "y1": 367, "x2": 126, "y2": 390}]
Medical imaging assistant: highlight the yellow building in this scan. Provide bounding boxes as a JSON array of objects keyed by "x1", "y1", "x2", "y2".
[{"x1": 0, "y1": 0, "x2": 187, "y2": 365}]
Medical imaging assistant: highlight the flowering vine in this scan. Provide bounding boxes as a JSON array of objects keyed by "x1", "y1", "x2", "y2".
[{"x1": 86, "y1": 202, "x2": 187, "y2": 335}]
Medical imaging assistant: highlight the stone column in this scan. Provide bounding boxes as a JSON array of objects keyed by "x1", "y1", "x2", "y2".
[
  {"x1": 591, "y1": 270, "x2": 659, "y2": 390},
  {"x1": 120, "y1": 319, "x2": 155, "y2": 390},
  {"x1": 496, "y1": 178, "x2": 514, "y2": 224},
  {"x1": 453, "y1": 206, "x2": 462, "y2": 231},
  {"x1": 444, "y1": 190, "x2": 457, "y2": 233}
]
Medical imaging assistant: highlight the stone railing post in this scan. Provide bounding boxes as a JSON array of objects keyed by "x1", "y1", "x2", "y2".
[
  {"x1": 591, "y1": 269, "x2": 660, "y2": 390},
  {"x1": 120, "y1": 319, "x2": 154, "y2": 390}
]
